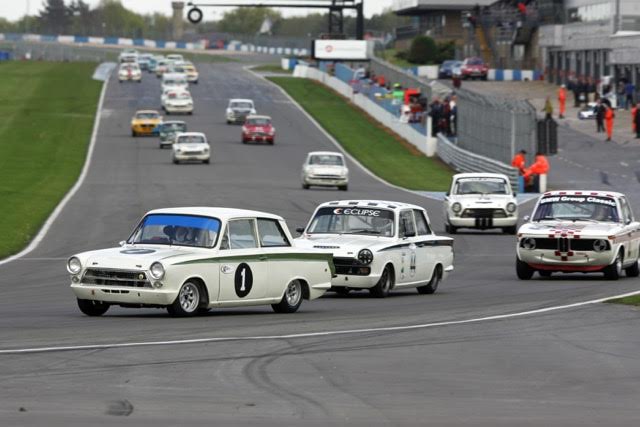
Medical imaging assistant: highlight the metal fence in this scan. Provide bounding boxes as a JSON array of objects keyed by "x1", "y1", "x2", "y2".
[
  {"x1": 456, "y1": 88, "x2": 537, "y2": 165},
  {"x1": 0, "y1": 40, "x2": 120, "y2": 62}
]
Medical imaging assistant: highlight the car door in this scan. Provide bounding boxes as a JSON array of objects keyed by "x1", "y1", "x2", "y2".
[
  {"x1": 413, "y1": 209, "x2": 438, "y2": 282},
  {"x1": 619, "y1": 197, "x2": 639, "y2": 262},
  {"x1": 256, "y1": 218, "x2": 295, "y2": 298},
  {"x1": 217, "y1": 218, "x2": 269, "y2": 303},
  {"x1": 397, "y1": 210, "x2": 419, "y2": 284}
]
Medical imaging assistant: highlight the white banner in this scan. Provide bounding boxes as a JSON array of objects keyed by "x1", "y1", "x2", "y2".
[{"x1": 313, "y1": 40, "x2": 368, "y2": 60}]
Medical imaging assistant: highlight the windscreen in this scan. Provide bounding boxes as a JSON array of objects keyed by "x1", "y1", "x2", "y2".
[
  {"x1": 454, "y1": 177, "x2": 508, "y2": 195},
  {"x1": 136, "y1": 112, "x2": 159, "y2": 119},
  {"x1": 533, "y1": 195, "x2": 619, "y2": 222},
  {"x1": 129, "y1": 214, "x2": 221, "y2": 248},
  {"x1": 307, "y1": 207, "x2": 394, "y2": 237},
  {"x1": 161, "y1": 123, "x2": 186, "y2": 132},
  {"x1": 309, "y1": 155, "x2": 343, "y2": 166},
  {"x1": 231, "y1": 102, "x2": 253, "y2": 109},
  {"x1": 246, "y1": 117, "x2": 270, "y2": 126},
  {"x1": 176, "y1": 135, "x2": 205, "y2": 144}
]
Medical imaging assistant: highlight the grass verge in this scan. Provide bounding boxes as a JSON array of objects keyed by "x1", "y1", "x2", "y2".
[
  {"x1": 0, "y1": 61, "x2": 102, "y2": 259},
  {"x1": 251, "y1": 64, "x2": 292, "y2": 74},
  {"x1": 379, "y1": 49, "x2": 414, "y2": 69},
  {"x1": 604, "y1": 295, "x2": 640, "y2": 306},
  {"x1": 267, "y1": 77, "x2": 453, "y2": 191}
]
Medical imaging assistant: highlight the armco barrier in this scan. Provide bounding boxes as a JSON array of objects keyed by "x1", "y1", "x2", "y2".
[
  {"x1": 437, "y1": 134, "x2": 519, "y2": 191},
  {"x1": 0, "y1": 32, "x2": 205, "y2": 50}
]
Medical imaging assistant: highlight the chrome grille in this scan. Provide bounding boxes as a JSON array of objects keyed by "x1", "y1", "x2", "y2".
[
  {"x1": 461, "y1": 208, "x2": 507, "y2": 218},
  {"x1": 82, "y1": 268, "x2": 151, "y2": 288}
]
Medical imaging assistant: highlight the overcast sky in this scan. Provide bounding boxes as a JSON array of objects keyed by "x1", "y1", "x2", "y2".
[{"x1": 1, "y1": 0, "x2": 395, "y2": 22}]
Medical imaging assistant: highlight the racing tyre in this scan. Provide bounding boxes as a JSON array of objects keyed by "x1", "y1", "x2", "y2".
[
  {"x1": 272, "y1": 280, "x2": 303, "y2": 313},
  {"x1": 445, "y1": 222, "x2": 457, "y2": 234},
  {"x1": 167, "y1": 281, "x2": 204, "y2": 317},
  {"x1": 302, "y1": 183, "x2": 310, "y2": 190},
  {"x1": 370, "y1": 266, "x2": 393, "y2": 298},
  {"x1": 417, "y1": 265, "x2": 441, "y2": 294},
  {"x1": 77, "y1": 299, "x2": 110, "y2": 317},
  {"x1": 333, "y1": 287, "x2": 350, "y2": 296},
  {"x1": 269, "y1": 140, "x2": 274, "y2": 145},
  {"x1": 137, "y1": 80, "x2": 141, "y2": 83},
  {"x1": 132, "y1": 130, "x2": 137, "y2": 137},
  {"x1": 539, "y1": 271, "x2": 552, "y2": 278},
  {"x1": 516, "y1": 258, "x2": 534, "y2": 280},
  {"x1": 625, "y1": 258, "x2": 640, "y2": 277},
  {"x1": 203, "y1": 159, "x2": 210, "y2": 164},
  {"x1": 604, "y1": 251, "x2": 623, "y2": 280},
  {"x1": 172, "y1": 157, "x2": 179, "y2": 164},
  {"x1": 503, "y1": 226, "x2": 517, "y2": 235},
  {"x1": 339, "y1": 185, "x2": 348, "y2": 191}
]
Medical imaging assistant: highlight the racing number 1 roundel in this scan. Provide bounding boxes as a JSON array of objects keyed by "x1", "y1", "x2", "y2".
[{"x1": 234, "y1": 263, "x2": 253, "y2": 298}]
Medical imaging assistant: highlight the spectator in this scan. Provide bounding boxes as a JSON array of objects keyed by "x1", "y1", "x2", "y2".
[
  {"x1": 595, "y1": 99, "x2": 605, "y2": 133},
  {"x1": 604, "y1": 104, "x2": 615, "y2": 141},
  {"x1": 429, "y1": 98, "x2": 443, "y2": 136},
  {"x1": 625, "y1": 80, "x2": 635, "y2": 110},
  {"x1": 557, "y1": 84, "x2": 566, "y2": 119},
  {"x1": 635, "y1": 103, "x2": 640, "y2": 138},
  {"x1": 511, "y1": 149, "x2": 527, "y2": 175},
  {"x1": 616, "y1": 80, "x2": 625, "y2": 109},
  {"x1": 633, "y1": 103, "x2": 638, "y2": 134},
  {"x1": 449, "y1": 96, "x2": 457, "y2": 136},
  {"x1": 578, "y1": 78, "x2": 588, "y2": 105},
  {"x1": 568, "y1": 77, "x2": 579, "y2": 107},
  {"x1": 542, "y1": 97, "x2": 553, "y2": 120}
]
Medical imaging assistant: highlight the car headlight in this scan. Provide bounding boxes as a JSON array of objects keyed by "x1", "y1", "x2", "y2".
[
  {"x1": 451, "y1": 202, "x2": 462, "y2": 214},
  {"x1": 149, "y1": 262, "x2": 165, "y2": 280},
  {"x1": 593, "y1": 239, "x2": 609, "y2": 252},
  {"x1": 506, "y1": 202, "x2": 517, "y2": 213},
  {"x1": 358, "y1": 249, "x2": 374, "y2": 265},
  {"x1": 521, "y1": 237, "x2": 536, "y2": 250},
  {"x1": 67, "y1": 256, "x2": 82, "y2": 274}
]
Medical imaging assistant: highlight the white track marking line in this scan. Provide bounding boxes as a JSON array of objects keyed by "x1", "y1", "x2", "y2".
[
  {"x1": 0, "y1": 77, "x2": 110, "y2": 267},
  {"x1": 2, "y1": 289, "x2": 639, "y2": 355}
]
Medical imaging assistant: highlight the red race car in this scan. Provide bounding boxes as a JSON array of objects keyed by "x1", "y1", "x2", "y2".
[
  {"x1": 242, "y1": 115, "x2": 275, "y2": 145},
  {"x1": 459, "y1": 57, "x2": 489, "y2": 80}
]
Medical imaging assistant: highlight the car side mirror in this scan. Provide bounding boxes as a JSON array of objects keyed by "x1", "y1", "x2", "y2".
[
  {"x1": 295, "y1": 227, "x2": 305, "y2": 234},
  {"x1": 119, "y1": 240, "x2": 126, "y2": 247},
  {"x1": 445, "y1": 192, "x2": 450, "y2": 197},
  {"x1": 523, "y1": 215, "x2": 530, "y2": 222}
]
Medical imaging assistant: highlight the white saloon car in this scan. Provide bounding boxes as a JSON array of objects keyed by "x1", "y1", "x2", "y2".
[
  {"x1": 161, "y1": 73, "x2": 189, "y2": 92},
  {"x1": 172, "y1": 132, "x2": 210, "y2": 164},
  {"x1": 164, "y1": 90, "x2": 193, "y2": 115},
  {"x1": 302, "y1": 151, "x2": 349, "y2": 191},
  {"x1": 295, "y1": 200, "x2": 454, "y2": 297},
  {"x1": 68, "y1": 208, "x2": 334, "y2": 316},
  {"x1": 118, "y1": 62, "x2": 142, "y2": 83},
  {"x1": 444, "y1": 173, "x2": 518, "y2": 234},
  {"x1": 118, "y1": 49, "x2": 138, "y2": 63},
  {"x1": 226, "y1": 99, "x2": 256, "y2": 124},
  {"x1": 516, "y1": 190, "x2": 640, "y2": 280}
]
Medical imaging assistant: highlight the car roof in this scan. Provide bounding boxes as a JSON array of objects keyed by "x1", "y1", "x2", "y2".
[
  {"x1": 541, "y1": 190, "x2": 625, "y2": 198},
  {"x1": 316, "y1": 200, "x2": 423, "y2": 211},
  {"x1": 163, "y1": 73, "x2": 187, "y2": 79},
  {"x1": 307, "y1": 151, "x2": 344, "y2": 157},
  {"x1": 135, "y1": 110, "x2": 160, "y2": 115},
  {"x1": 176, "y1": 132, "x2": 206, "y2": 137},
  {"x1": 453, "y1": 172, "x2": 510, "y2": 180},
  {"x1": 146, "y1": 207, "x2": 283, "y2": 221},
  {"x1": 246, "y1": 115, "x2": 271, "y2": 120},
  {"x1": 229, "y1": 98, "x2": 254, "y2": 103}
]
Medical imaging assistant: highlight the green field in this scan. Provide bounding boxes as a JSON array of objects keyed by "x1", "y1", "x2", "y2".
[
  {"x1": 0, "y1": 62, "x2": 102, "y2": 259},
  {"x1": 268, "y1": 77, "x2": 453, "y2": 191},
  {"x1": 605, "y1": 295, "x2": 640, "y2": 307},
  {"x1": 251, "y1": 64, "x2": 292, "y2": 74}
]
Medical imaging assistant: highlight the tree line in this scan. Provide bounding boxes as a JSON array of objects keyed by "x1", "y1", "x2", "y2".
[{"x1": 0, "y1": 0, "x2": 410, "y2": 40}]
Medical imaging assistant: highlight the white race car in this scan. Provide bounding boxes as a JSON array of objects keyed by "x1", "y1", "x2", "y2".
[
  {"x1": 118, "y1": 62, "x2": 142, "y2": 83},
  {"x1": 118, "y1": 49, "x2": 138, "y2": 63},
  {"x1": 444, "y1": 173, "x2": 518, "y2": 234},
  {"x1": 295, "y1": 200, "x2": 454, "y2": 297},
  {"x1": 301, "y1": 151, "x2": 349, "y2": 191},
  {"x1": 172, "y1": 132, "x2": 210, "y2": 164},
  {"x1": 166, "y1": 53, "x2": 184, "y2": 63},
  {"x1": 516, "y1": 190, "x2": 640, "y2": 280},
  {"x1": 226, "y1": 99, "x2": 256, "y2": 124},
  {"x1": 68, "y1": 207, "x2": 334, "y2": 316},
  {"x1": 164, "y1": 90, "x2": 193, "y2": 115},
  {"x1": 161, "y1": 73, "x2": 189, "y2": 92}
]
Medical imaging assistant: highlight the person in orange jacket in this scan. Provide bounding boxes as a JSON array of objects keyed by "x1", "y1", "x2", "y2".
[
  {"x1": 604, "y1": 104, "x2": 615, "y2": 141},
  {"x1": 557, "y1": 84, "x2": 566, "y2": 119},
  {"x1": 524, "y1": 152, "x2": 550, "y2": 191},
  {"x1": 632, "y1": 103, "x2": 638, "y2": 133},
  {"x1": 511, "y1": 149, "x2": 527, "y2": 175}
]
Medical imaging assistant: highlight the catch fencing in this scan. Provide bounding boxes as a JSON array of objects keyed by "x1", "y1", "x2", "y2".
[
  {"x1": 455, "y1": 88, "x2": 537, "y2": 165},
  {"x1": 0, "y1": 40, "x2": 120, "y2": 62},
  {"x1": 369, "y1": 56, "x2": 451, "y2": 100}
]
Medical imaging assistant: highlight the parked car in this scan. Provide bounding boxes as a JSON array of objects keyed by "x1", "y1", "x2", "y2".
[
  {"x1": 301, "y1": 151, "x2": 348, "y2": 191},
  {"x1": 443, "y1": 173, "x2": 518, "y2": 234},
  {"x1": 295, "y1": 200, "x2": 454, "y2": 297},
  {"x1": 459, "y1": 57, "x2": 489, "y2": 80},
  {"x1": 578, "y1": 102, "x2": 598, "y2": 120},
  {"x1": 439, "y1": 60, "x2": 462, "y2": 79},
  {"x1": 131, "y1": 110, "x2": 162, "y2": 137},
  {"x1": 172, "y1": 132, "x2": 210, "y2": 164},
  {"x1": 158, "y1": 121, "x2": 187, "y2": 148},
  {"x1": 68, "y1": 207, "x2": 334, "y2": 316},
  {"x1": 516, "y1": 190, "x2": 640, "y2": 280},
  {"x1": 118, "y1": 62, "x2": 142, "y2": 83},
  {"x1": 242, "y1": 115, "x2": 275, "y2": 144},
  {"x1": 226, "y1": 98, "x2": 256, "y2": 124}
]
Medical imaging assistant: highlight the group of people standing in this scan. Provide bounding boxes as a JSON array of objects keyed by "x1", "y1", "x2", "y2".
[
  {"x1": 511, "y1": 149, "x2": 550, "y2": 192},
  {"x1": 428, "y1": 96, "x2": 457, "y2": 138}
]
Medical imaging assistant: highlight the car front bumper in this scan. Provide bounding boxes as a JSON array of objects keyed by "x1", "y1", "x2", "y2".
[
  {"x1": 243, "y1": 133, "x2": 274, "y2": 142},
  {"x1": 331, "y1": 273, "x2": 381, "y2": 289},
  {"x1": 132, "y1": 124, "x2": 159, "y2": 135},
  {"x1": 303, "y1": 176, "x2": 348, "y2": 187},
  {"x1": 71, "y1": 284, "x2": 177, "y2": 306},
  {"x1": 448, "y1": 216, "x2": 518, "y2": 228},
  {"x1": 165, "y1": 104, "x2": 193, "y2": 114},
  {"x1": 174, "y1": 152, "x2": 210, "y2": 161},
  {"x1": 517, "y1": 249, "x2": 614, "y2": 271}
]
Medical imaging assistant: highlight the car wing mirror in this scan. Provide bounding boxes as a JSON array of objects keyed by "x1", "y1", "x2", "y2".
[
  {"x1": 445, "y1": 192, "x2": 450, "y2": 197},
  {"x1": 119, "y1": 240, "x2": 126, "y2": 247},
  {"x1": 523, "y1": 215, "x2": 530, "y2": 222},
  {"x1": 403, "y1": 231, "x2": 416, "y2": 238},
  {"x1": 295, "y1": 227, "x2": 305, "y2": 234}
]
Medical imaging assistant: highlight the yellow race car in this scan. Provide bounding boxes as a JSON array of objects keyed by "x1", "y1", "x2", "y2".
[
  {"x1": 131, "y1": 110, "x2": 162, "y2": 137},
  {"x1": 183, "y1": 63, "x2": 199, "y2": 84}
]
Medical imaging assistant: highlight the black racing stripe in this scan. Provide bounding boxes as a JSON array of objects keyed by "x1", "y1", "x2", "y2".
[{"x1": 378, "y1": 239, "x2": 454, "y2": 251}]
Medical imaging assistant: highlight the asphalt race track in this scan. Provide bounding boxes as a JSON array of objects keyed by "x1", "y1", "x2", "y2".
[{"x1": 1, "y1": 61, "x2": 640, "y2": 426}]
